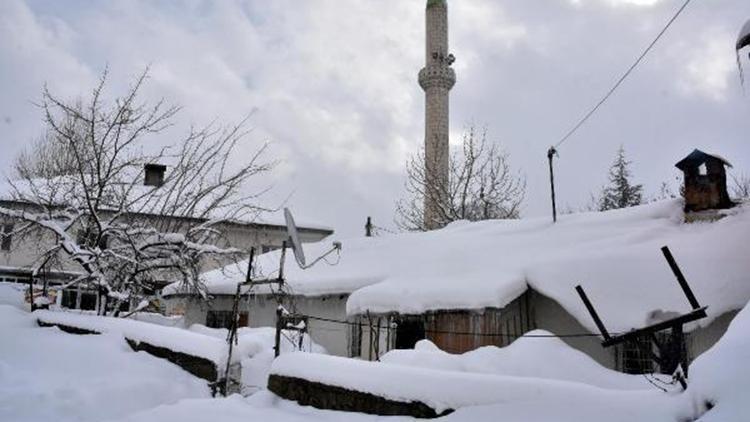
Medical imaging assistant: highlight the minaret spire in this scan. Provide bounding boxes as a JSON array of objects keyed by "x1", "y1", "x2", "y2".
[{"x1": 419, "y1": 0, "x2": 455, "y2": 230}]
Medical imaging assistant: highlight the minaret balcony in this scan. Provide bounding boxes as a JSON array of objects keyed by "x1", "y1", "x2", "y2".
[{"x1": 418, "y1": 65, "x2": 456, "y2": 90}]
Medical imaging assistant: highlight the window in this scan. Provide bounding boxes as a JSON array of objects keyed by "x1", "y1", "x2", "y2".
[
  {"x1": 206, "y1": 310, "x2": 248, "y2": 330},
  {"x1": 1, "y1": 224, "x2": 13, "y2": 251},
  {"x1": 144, "y1": 164, "x2": 166, "y2": 187},
  {"x1": 76, "y1": 229, "x2": 108, "y2": 250},
  {"x1": 621, "y1": 336, "x2": 654, "y2": 374},
  {"x1": 261, "y1": 244, "x2": 278, "y2": 254},
  {"x1": 394, "y1": 318, "x2": 425, "y2": 349}
]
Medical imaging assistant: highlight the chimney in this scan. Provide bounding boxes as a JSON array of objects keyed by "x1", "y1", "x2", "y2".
[
  {"x1": 675, "y1": 149, "x2": 733, "y2": 213},
  {"x1": 144, "y1": 164, "x2": 166, "y2": 187}
]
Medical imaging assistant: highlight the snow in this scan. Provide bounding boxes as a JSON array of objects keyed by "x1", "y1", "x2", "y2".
[
  {"x1": 0, "y1": 282, "x2": 28, "y2": 310},
  {"x1": 269, "y1": 352, "x2": 684, "y2": 417},
  {"x1": 188, "y1": 324, "x2": 326, "y2": 393},
  {"x1": 34, "y1": 309, "x2": 240, "y2": 367},
  {"x1": 682, "y1": 303, "x2": 750, "y2": 420},
  {"x1": 194, "y1": 200, "x2": 750, "y2": 334},
  {"x1": 0, "y1": 303, "x2": 210, "y2": 422},
  {"x1": 4, "y1": 274, "x2": 750, "y2": 421},
  {"x1": 379, "y1": 335, "x2": 666, "y2": 391}
]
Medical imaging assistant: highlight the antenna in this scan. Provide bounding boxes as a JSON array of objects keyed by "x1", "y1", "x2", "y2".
[{"x1": 284, "y1": 207, "x2": 342, "y2": 270}]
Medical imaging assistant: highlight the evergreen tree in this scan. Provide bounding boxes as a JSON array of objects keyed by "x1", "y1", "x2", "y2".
[{"x1": 598, "y1": 146, "x2": 643, "y2": 211}]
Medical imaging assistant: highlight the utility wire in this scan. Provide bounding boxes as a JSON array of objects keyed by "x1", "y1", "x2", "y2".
[
  {"x1": 304, "y1": 314, "x2": 619, "y2": 339},
  {"x1": 554, "y1": 0, "x2": 693, "y2": 149}
]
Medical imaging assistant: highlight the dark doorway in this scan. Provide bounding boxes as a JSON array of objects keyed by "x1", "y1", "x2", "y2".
[{"x1": 395, "y1": 318, "x2": 425, "y2": 349}]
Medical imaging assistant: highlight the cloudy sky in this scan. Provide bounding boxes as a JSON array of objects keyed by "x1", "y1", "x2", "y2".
[{"x1": 1, "y1": 0, "x2": 749, "y2": 237}]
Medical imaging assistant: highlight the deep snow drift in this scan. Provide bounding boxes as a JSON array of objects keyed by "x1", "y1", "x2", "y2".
[
  {"x1": 192, "y1": 200, "x2": 750, "y2": 334},
  {"x1": 0, "y1": 287, "x2": 210, "y2": 422}
]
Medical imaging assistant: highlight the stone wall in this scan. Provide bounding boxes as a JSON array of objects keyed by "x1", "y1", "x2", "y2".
[{"x1": 267, "y1": 374, "x2": 452, "y2": 419}]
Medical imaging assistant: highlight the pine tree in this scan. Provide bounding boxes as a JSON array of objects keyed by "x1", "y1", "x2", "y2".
[{"x1": 598, "y1": 146, "x2": 643, "y2": 211}]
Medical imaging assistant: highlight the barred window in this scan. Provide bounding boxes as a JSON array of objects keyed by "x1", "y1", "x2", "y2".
[{"x1": 621, "y1": 336, "x2": 654, "y2": 374}]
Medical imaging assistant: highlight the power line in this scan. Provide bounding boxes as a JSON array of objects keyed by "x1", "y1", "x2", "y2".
[{"x1": 554, "y1": 0, "x2": 693, "y2": 149}]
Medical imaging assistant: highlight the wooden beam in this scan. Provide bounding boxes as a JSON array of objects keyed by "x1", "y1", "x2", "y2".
[{"x1": 601, "y1": 307, "x2": 707, "y2": 347}]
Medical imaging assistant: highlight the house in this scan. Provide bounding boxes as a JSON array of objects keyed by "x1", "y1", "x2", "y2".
[
  {"x1": 0, "y1": 164, "x2": 333, "y2": 310},
  {"x1": 166, "y1": 196, "x2": 750, "y2": 375}
]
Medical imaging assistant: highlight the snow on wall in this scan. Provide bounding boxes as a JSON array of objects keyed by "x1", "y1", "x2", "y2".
[{"x1": 189, "y1": 200, "x2": 750, "y2": 334}]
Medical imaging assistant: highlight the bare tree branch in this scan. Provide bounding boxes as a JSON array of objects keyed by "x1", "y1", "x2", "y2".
[
  {"x1": 396, "y1": 125, "x2": 526, "y2": 231},
  {"x1": 1, "y1": 68, "x2": 274, "y2": 315}
]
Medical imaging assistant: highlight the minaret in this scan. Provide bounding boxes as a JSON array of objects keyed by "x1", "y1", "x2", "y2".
[{"x1": 419, "y1": 0, "x2": 456, "y2": 230}]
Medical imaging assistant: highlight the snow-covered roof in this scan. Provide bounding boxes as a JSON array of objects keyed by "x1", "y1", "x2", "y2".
[
  {"x1": 0, "y1": 176, "x2": 333, "y2": 233},
  {"x1": 675, "y1": 149, "x2": 733, "y2": 171},
  {"x1": 183, "y1": 200, "x2": 750, "y2": 334}
]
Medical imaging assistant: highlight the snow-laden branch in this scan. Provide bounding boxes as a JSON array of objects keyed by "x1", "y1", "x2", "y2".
[{"x1": 2, "y1": 67, "x2": 274, "y2": 315}]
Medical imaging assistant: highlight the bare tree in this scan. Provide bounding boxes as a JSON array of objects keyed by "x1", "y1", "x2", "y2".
[
  {"x1": 396, "y1": 126, "x2": 525, "y2": 231},
  {"x1": 0, "y1": 68, "x2": 274, "y2": 315},
  {"x1": 731, "y1": 173, "x2": 750, "y2": 200}
]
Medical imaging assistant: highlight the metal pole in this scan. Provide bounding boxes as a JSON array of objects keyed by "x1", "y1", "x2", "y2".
[
  {"x1": 575, "y1": 285, "x2": 612, "y2": 342},
  {"x1": 547, "y1": 147, "x2": 558, "y2": 223},
  {"x1": 661, "y1": 246, "x2": 701, "y2": 310}
]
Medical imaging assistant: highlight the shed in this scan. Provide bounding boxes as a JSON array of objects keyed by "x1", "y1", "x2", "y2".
[{"x1": 675, "y1": 149, "x2": 733, "y2": 212}]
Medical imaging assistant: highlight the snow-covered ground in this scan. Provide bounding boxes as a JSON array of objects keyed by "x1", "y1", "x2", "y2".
[{"x1": 0, "y1": 285, "x2": 209, "y2": 422}]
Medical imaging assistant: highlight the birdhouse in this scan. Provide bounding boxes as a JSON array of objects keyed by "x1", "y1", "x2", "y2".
[{"x1": 675, "y1": 149, "x2": 733, "y2": 213}]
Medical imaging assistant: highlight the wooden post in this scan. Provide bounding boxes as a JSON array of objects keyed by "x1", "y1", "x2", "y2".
[
  {"x1": 547, "y1": 147, "x2": 558, "y2": 223},
  {"x1": 223, "y1": 247, "x2": 254, "y2": 396},
  {"x1": 367, "y1": 311, "x2": 373, "y2": 361},
  {"x1": 274, "y1": 307, "x2": 283, "y2": 358},
  {"x1": 374, "y1": 317, "x2": 382, "y2": 361},
  {"x1": 28, "y1": 277, "x2": 35, "y2": 312},
  {"x1": 277, "y1": 241, "x2": 287, "y2": 282}
]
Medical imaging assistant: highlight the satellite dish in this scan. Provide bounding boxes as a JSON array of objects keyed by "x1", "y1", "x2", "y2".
[{"x1": 284, "y1": 208, "x2": 306, "y2": 267}]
